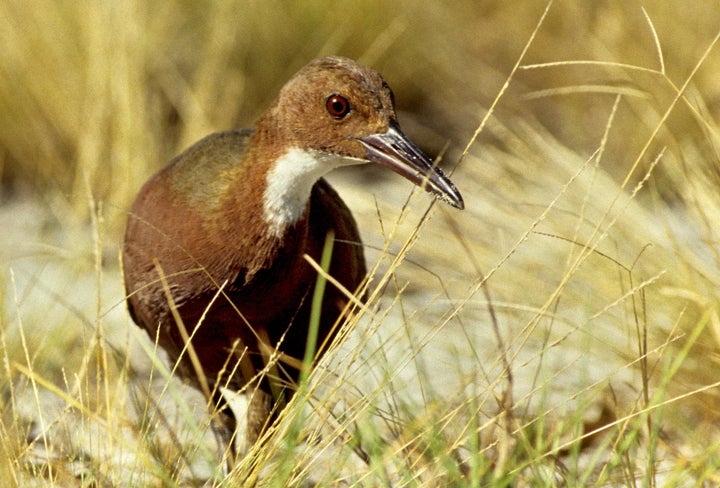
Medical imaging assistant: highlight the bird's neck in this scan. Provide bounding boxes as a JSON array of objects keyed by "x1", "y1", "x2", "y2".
[
  {"x1": 262, "y1": 147, "x2": 344, "y2": 238},
  {"x1": 213, "y1": 130, "x2": 315, "y2": 281},
  {"x1": 248, "y1": 123, "x2": 356, "y2": 238}
]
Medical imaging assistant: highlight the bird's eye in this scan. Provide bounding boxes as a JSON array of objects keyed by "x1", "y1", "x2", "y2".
[{"x1": 326, "y1": 94, "x2": 351, "y2": 119}]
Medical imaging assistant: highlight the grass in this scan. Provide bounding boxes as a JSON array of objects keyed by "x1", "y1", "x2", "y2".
[{"x1": 3, "y1": 0, "x2": 720, "y2": 485}]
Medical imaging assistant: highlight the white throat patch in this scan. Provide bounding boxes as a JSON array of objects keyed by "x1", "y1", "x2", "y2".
[{"x1": 262, "y1": 147, "x2": 361, "y2": 237}]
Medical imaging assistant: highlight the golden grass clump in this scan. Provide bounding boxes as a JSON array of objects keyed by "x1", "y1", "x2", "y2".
[{"x1": 2, "y1": 0, "x2": 720, "y2": 486}]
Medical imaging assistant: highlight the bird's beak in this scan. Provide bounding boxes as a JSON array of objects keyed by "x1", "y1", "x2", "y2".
[{"x1": 358, "y1": 121, "x2": 464, "y2": 209}]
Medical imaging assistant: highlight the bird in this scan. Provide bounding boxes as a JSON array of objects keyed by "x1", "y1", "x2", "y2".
[{"x1": 122, "y1": 55, "x2": 464, "y2": 457}]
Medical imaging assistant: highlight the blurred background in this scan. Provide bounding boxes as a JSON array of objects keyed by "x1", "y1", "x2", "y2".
[
  {"x1": 2, "y1": 0, "x2": 720, "y2": 484},
  {"x1": 4, "y1": 0, "x2": 719, "y2": 217}
]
